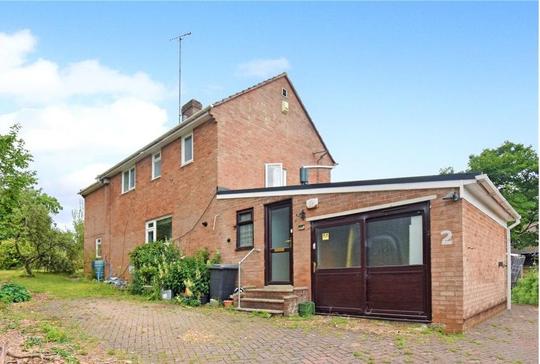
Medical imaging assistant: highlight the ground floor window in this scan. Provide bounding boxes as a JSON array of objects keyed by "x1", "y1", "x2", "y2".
[
  {"x1": 236, "y1": 208, "x2": 254, "y2": 249},
  {"x1": 95, "y1": 238, "x2": 102, "y2": 258},
  {"x1": 146, "y1": 216, "x2": 172, "y2": 243}
]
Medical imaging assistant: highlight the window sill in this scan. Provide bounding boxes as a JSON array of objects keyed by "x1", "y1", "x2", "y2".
[
  {"x1": 151, "y1": 176, "x2": 161, "y2": 181},
  {"x1": 235, "y1": 246, "x2": 254, "y2": 251},
  {"x1": 181, "y1": 160, "x2": 193, "y2": 168},
  {"x1": 121, "y1": 188, "x2": 135, "y2": 195}
]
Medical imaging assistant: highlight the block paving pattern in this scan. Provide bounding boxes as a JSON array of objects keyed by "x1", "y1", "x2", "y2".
[{"x1": 39, "y1": 299, "x2": 538, "y2": 364}]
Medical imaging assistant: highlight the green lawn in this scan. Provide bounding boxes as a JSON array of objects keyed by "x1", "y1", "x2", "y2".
[{"x1": 0, "y1": 270, "x2": 135, "y2": 300}]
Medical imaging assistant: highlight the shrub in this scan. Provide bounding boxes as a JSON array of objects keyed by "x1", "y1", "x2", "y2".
[
  {"x1": 0, "y1": 282, "x2": 31, "y2": 303},
  {"x1": 512, "y1": 268, "x2": 538, "y2": 305},
  {"x1": 129, "y1": 242, "x2": 220, "y2": 301}
]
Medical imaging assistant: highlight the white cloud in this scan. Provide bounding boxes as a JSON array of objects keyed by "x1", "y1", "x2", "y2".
[
  {"x1": 0, "y1": 29, "x2": 168, "y2": 104},
  {"x1": 0, "y1": 29, "x2": 172, "y2": 228},
  {"x1": 236, "y1": 57, "x2": 291, "y2": 78}
]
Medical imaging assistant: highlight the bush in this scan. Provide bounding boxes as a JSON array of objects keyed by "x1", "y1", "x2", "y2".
[
  {"x1": 129, "y1": 241, "x2": 220, "y2": 301},
  {"x1": 0, "y1": 282, "x2": 31, "y2": 303},
  {"x1": 512, "y1": 268, "x2": 538, "y2": 305}
]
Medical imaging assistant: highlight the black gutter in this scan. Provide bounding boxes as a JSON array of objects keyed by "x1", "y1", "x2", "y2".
[{"x1": 217, "y1": 173, "x2": 480, "y2": 195}]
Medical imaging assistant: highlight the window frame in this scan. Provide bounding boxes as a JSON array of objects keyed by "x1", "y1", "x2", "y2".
[
  {"x1": 151, "y1": 151, "x2": 162, "y2": 180},
  {"x1": 145, "y1": 215, "x2": 172, "y2": 243},
  {"x1": 181, "y1": 133, "x2": 194, "y2": 166},
  {"x1": 236, "y1": 208, "x2": 254, "y2": 250},
  {"x1": 95, "y1": 238, "x2": 102, "y2": 259},
  {"x1": 121, "y1": 166, "x2": 136, "y2": 193},
  {"x1": 265, "y1": 163, "x2": 284, "y2": 187}
]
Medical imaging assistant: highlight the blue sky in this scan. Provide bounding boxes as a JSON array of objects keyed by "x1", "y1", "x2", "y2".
[{"x1": 0, "y1": 2, "x2": 537, "y2": 227}]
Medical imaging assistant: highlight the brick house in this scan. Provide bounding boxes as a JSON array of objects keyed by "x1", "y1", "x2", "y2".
[{"x1": 81, "y1": 73, "x2": 520, "y2": 332}]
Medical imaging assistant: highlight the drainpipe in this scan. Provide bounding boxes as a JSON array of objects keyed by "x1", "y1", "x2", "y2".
[{"x1": 506, "y1": 218, "x2": 521, "y2": 310}]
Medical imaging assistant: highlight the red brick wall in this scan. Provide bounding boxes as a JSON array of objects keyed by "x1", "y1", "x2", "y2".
[
  {"x1": 84, "y1": 119, "x2": 219, "y2": 277},
  {"x1": 212, "y1": 76, "x2": 333, "y2": 189},
  {"x1": 206, "y1": 188, "x2": 465, "y2": 330},
  {"x1": 462, "y1": 200, "x2": 507, "y2": 327}
]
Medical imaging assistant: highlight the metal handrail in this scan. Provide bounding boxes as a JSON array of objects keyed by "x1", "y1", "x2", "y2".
[{"x1": 237, "y1": 247, "x2": 260, "y2": 309}]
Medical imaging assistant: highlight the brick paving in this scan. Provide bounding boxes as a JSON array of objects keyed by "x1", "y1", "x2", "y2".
[{"x1": 39, "y1": 300, "x2": 538, "y2": 364}]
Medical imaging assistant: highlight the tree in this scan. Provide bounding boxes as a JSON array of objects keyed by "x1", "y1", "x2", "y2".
[
  {"x1": 0, "y1": 124, "x2": 36, "y2": 241},
  {"x1": 10, "y1": 188, "x2": 62, "y2": 276},
  {"x1": 468, "y1": 142, "x2": 538, "y2": 249},
  {"x1": 442, "y1": 141, "x2": 538, "y2": 249}
]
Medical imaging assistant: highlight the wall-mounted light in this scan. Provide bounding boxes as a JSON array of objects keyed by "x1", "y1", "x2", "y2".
[
  {"x1": 296, "y1": 209, "x2": 306, "y2": 220},
  {"x1": 442, "y1": 191, "x2": 460, "y2": 202}
]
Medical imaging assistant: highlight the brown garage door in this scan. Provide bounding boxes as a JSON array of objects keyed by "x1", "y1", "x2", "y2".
[{"x1": 311, "y1": 202, "x2": 431, "y2": 321}]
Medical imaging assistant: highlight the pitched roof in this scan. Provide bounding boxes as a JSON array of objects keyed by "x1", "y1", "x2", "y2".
[{"x1": 80, "y1": 73, "x2": 336, "y2": 196}]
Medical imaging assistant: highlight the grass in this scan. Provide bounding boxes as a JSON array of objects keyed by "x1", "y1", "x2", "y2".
[{"x1": 0, "y1": 270, "x2": 135, "y2": 300}]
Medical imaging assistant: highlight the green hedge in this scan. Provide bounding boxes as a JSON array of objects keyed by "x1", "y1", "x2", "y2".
[{"x1": 512, "y1": 268, "x2": 538, "y2": 305}]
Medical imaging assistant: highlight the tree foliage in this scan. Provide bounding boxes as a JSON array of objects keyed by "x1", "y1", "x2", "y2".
[
  {"x1": 442, "y1": 141, "x2": 538, "y2": 248},
  {"x1": 0, "y1": 124, "x2": 37, "y2": 241},
  {"x1": 0, "y1": 124, "x2": 82, "y2": 275}
]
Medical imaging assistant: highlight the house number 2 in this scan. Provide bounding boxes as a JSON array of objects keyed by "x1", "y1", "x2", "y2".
[{"x1": 441, "y1": 230, "x2": 453, "y2": 245}]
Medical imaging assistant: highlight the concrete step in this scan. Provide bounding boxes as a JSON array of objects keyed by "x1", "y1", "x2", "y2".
[
  {"x1": 236, "y1": 297, "x2": 284, "y2": 311},
  {"x1": 235, "y1": 307, "x2": 284, "y2": 316}
]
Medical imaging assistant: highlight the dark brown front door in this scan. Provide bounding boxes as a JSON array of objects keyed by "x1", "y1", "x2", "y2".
[
  {"x1": 265, "y1": 200, "x2": 293, "y2": 285},
  {"x1": 312, "y1": 202, "x2": 431, "y2": 321}
]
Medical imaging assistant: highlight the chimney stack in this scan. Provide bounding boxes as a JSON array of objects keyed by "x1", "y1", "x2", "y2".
[{"x1": 181, "y1": 99, "x2": 202, "y2": 121}]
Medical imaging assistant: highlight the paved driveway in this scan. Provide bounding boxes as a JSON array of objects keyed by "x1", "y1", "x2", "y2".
[{"x1": 39, "y1": 299, "x2": 537, "y2": 363}]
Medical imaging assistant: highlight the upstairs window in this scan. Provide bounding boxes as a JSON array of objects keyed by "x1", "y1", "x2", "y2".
[
  {"x1": 181, "y1": 133, "x2": 193, "y2": 166},
  {"x1": 146, "y1": 216, "x2": 173, "y2": 243},
  {"x1": 265, "y1": 163, "x2": 286, "y2": 187},
  {"x1": 122, "y1": 166, "x2": 136, "y2": 193},
  {"x1": 236, "y1": 208, "x2": 254, "y2": 249},
  {"x1": 152, "y1": 151, "x2": 161, "y2": 179}
]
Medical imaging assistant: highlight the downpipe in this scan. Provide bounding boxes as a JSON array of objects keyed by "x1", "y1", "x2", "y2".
[{"x1": 506, "y1": 218, "x2": 521, "y2": 310}]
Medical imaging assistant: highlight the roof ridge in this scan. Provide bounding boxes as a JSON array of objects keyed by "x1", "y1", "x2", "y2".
[{"x1": 212, "y1": 72, "x2": 288, "y2": 106}]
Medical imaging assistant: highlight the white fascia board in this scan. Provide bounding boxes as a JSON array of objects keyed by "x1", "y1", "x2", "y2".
[
  {"x1": 216, "y1": 180, "x2": 473, "y2": 200},
  {"x1": 475, "y1": 174, "x2": 521, "y2": 220},
  {"x1": 306, "y1": 194, "x2": 438, "y2": 222},
  {"x1": 461, "y1": 186, "x2": 509, "y2": 228}
]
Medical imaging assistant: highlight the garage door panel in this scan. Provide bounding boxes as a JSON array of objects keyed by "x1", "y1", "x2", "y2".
[{"x1": 314, "y1": 269, "x2": 364, "y2": 312}]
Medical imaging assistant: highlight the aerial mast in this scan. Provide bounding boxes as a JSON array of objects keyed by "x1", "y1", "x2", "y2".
[{"x1": 170, "y1": 32, "x2": 192, "y2": 123}]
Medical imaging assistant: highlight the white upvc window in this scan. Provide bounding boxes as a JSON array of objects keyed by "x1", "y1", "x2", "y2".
[
  {"x1": 122, "y1": 166, "x2": 136, "y2": 193},
  {"x1": 181, "y1": 133, "x2": 193, "y2": 166},
  {"x1": 95, "y1": 238, "x2": 102, "y2": 258},
  {"x1": 265, "y1": 163, "x2": 287, "y2": 187},
  {"x1": 152, "y1": 151, "x2": 161, "y2": 180},
  {"x1": 145, "y1": 216, "x2": 173, "y2": 243}
]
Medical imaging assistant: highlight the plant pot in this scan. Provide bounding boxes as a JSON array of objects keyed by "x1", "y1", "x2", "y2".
[
  {"x1": 161, "y1": 289, "x2": 172, "y2": 300},
  {"x1": 199, "y1": 293, "x2": 210, "y2": 305},
  {"x1": 223, "y1": 299, "x2": 234, "y2": 308}
]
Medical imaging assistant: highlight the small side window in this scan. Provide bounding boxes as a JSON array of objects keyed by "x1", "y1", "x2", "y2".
[
  {"x1": 152, "y1": 151, "x2": 161, "y2": 180},
  {"x1": 181, "y1": 133, "x2": 193, "y2": 166},
  {"x1": 281, "y1": 88, "x2": 288, "y2": 97},
  {"x1": 95, "y1": 238, "x2": 102, "y2": 258},
  {"x1": 236, "y1": 208, "x2": 254, "y2": 249}
]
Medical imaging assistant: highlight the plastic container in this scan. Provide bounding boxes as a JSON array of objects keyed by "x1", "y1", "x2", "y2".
[
  {"x1": 209, "y1": 264, "x2": 238, "y2": 301},
  {"x1": 92, "y1": 259, "x2": 105, "y2": 281},
  {"x1": 298, "y1": 301, "x2": 315, "y2": 317}
]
